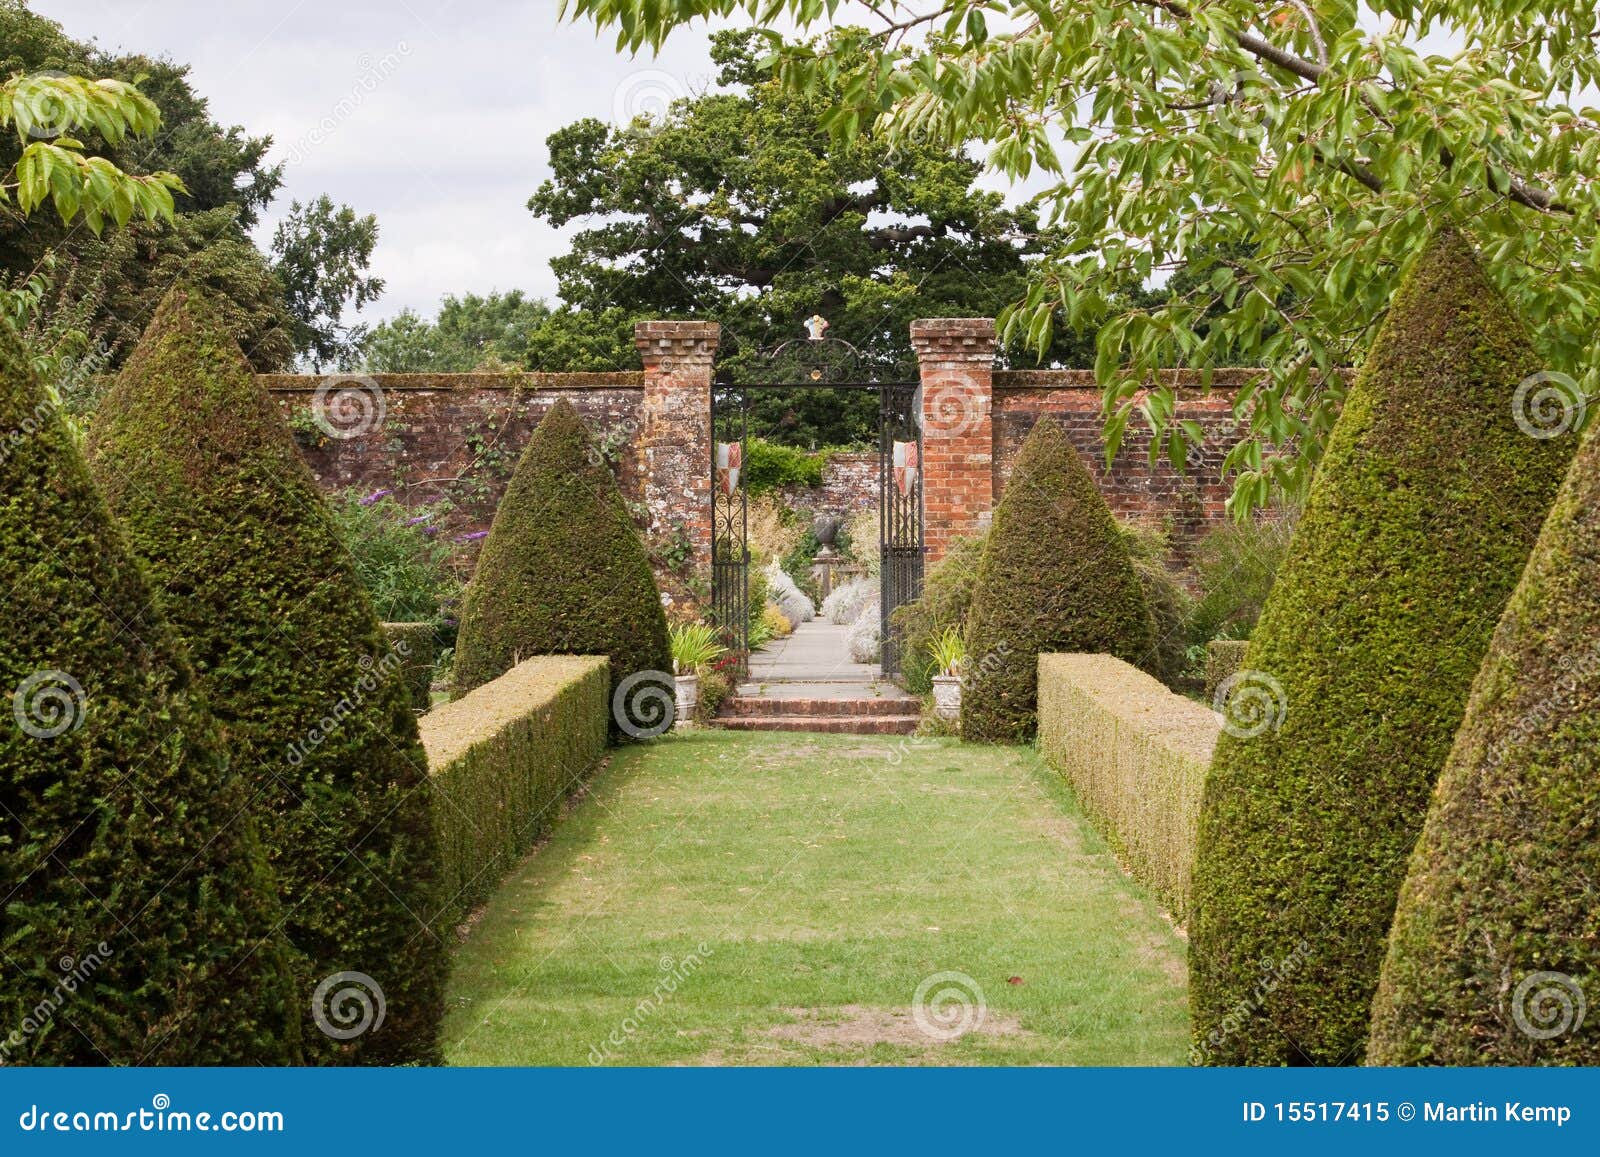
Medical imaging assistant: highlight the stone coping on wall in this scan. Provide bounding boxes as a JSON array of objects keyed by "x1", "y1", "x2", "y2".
[
  {"x1": 259, "y1": 371, "x2": 646, "y2": 393},
  {"x1": 993, "y1": 368, "x2": 1266, "y2": 391}
]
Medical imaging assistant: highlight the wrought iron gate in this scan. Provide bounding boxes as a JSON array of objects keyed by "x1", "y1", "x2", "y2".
[{"x1": 710, "y1": 321, "x2": 923, "y2": 677}]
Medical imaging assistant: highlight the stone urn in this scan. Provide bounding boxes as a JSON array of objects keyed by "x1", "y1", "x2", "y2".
[
  {"x1": 674, "y1": 672, "x2": 699, "y2": 727},
  {"x1": 932, "y1": 674, "x2": 962, "y2": 720},
  {"x1": 813, "y1": 514, "x2": 841, "y2": 548}
]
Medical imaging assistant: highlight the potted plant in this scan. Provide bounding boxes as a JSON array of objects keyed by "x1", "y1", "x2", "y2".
[
  {"x1": 930, "y1": 627, "x2": 967, "y2": 720},
  {"x1": 669, "y1": 622, "x2": 727, "y2": 727}
]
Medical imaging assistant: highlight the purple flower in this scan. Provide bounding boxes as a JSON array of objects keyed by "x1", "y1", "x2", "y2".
[
  {"x1": 456, "y1": 530, "x2": 489, "y2": 542},
  {"x1": 359, "y1": 488, "x2": 394, "y2": 507},
  {"x1": 404, "y1": 514, "x2": 431, "y2": 527},
  {"x1": 421, "y1": 526, "x2": 439, "y2": 536}
]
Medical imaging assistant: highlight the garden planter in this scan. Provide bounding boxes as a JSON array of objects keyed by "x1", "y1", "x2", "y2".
[
  {"x1": 932, "y1": 674, "x2": 962, "y2": 720},
  {"x1": 674, "y1": 673, "x2": 699, "y2": 726}
]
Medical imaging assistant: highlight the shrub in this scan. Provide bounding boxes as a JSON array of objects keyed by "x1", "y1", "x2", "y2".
[
  {"x1": 839, "y1": 506, "x2": 881, "y2": 577},
  {"x1": 962, "y1": 419, "x2": 1155, "y2": 743},
  {"x1": 1368, "y1": 425, "x2": 1600, "y2": 1066},
  {"x1": 890, "y1": 532, "x2": 987, "y2": 695},
  {"x1": 693, "y1": 664, "x2": 736, "y2": 724},
  {"x1": 1186, "y1": 509, "x2": 1298, "y2": 643},
  {"x1": 453, "y1": 399, "x2": 671, "y2": 721},
  {"x1": 86, "y1": 287, "x2": 446, "y2": 1065},
  {"x1": 822, "y1": 576, "x2": 876, "y2": 625},
  {"x1": 760, "y1": 602, "x2": 794, "y2": 640},
  {"x1": 0, "y1": 323, "x2": 299, "y2": 1065},
  {"x1": 422, "y1": 656, "x2": 609, "y2": 926},
  {"x1": 764, "y1": 562, "x2": 815, "y2": 628},
  {"x1": 1037, "y1": 655, "x2": 1218, "y2": 923},
  {"x1": 329, "y1": 489, "x2": 461, "y2": 634},
  {"x1": 846, "y1": 600, "x2": 880, "y2": 663},
  {"x1": 382, "y1": 622, "x2": 438, "y2": 712},
  {"x1": 1188, "y1": 230, "x2": 1577, "y2": 1066},
  {"x1": 1202, "y1": 640, "x2": 1249, "y2": 704},
  {"x1": 1119, "y1": 520, "x2": 1192, "y2": 688},
  {"x1": 743, "y1": 435, "x2": 826, "y2": 493}
]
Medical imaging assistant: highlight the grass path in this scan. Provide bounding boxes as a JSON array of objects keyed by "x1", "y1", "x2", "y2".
[{"x1": 443, "y1": 730, "x2": 1189, "y2": 1065}]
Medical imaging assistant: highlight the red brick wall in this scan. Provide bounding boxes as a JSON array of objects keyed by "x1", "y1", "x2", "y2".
[
  {"x1": 775, "y1": 451, "x2": 880, "y2": 519},
  {"x1": 993, "y1": 369, "x2": 1256, "y2": 558},
  {"x1": 912, "y1": 319, "x2": 996, "y2": 563},
  {"x1": 265, "y1": 372, "x2": 647, "y2": 561}
]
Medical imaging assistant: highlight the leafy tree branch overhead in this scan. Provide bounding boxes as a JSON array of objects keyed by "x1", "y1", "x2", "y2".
[{"x1": 565, "y1": 0, "x2": 1600, "y2": 512}]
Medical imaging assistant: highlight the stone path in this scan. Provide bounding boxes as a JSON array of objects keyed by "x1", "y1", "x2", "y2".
[{"x1": 721, "y1": 620, "x2": 920, "y2": 734}]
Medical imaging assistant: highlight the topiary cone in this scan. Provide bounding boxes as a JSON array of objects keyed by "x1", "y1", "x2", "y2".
[
  {"x1": 452, "y1": 398, "x2": 671, "y2": 728},
  {"x1": 1188, "y1": 229, "x2": 1578, "y2": 1066},
  {"x1": 960, "y1": 417, "x2": 1155, "y2": 742},
  {"x1": 1368, "y1": 421, "x2": 1600, "y2": 1065},
  {"x1": 0, "y1": 322, "x2": 299, "y2": 1064},
  {"x1": 86, "y1": 287, "x2": 445, "y2": 1065}
]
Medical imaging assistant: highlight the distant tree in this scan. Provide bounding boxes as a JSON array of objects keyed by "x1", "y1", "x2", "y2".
[
  {"x1": 270, "y1": 194, "x2": 384, "y2": 369},
  {"x1": 526, "y1": 30, "x2": 1107, "y2": 444},
  {"x1": 363, "y1": 290, "x2": 550, "y2": 372}
]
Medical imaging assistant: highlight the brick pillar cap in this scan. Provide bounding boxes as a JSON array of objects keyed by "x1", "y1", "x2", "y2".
[
  {"x1": 634, "y1": 320, "x2": 722, "y2": 342},
  {"x1": 910, "y1": 317, "x2": 995, "y2": 341}
]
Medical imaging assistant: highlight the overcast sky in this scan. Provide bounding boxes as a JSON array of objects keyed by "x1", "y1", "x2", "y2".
[{"x1": 33, "y1": 0, "x2": 741, "y2": 322}]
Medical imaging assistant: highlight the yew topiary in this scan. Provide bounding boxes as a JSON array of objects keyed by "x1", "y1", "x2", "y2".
[
  {"x1": 961, "y1": 418, "x2": 1155, "y2": 742},
  {"x1": 0, "y1": 323, "x2": 299, "y2": 1064},
  {"x1": 452, "y1": 399, "x2": 671, "y2": 721},
  {"x1": 86, "y1": 288, "x2": 445, "y2": 1065},
  {"x1": 1189, "y1": 230, "x2": 1577, "y2": 1066},
  {"x1": 1368, "y1": 423, "x2": 1600, "y2": 1065}
]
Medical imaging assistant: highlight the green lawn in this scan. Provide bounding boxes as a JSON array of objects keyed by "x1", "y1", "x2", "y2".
[{"x1": 443, "y1": 730, "x2": 1189, "y2": 1065}]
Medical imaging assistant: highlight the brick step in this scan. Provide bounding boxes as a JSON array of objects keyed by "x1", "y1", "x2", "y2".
[
  {"x1": 716, "y1": 714, "x2": 922, "y2": 735},
  {"x1": 721, "y1": 696, "x2": 916, "y2": 718}
]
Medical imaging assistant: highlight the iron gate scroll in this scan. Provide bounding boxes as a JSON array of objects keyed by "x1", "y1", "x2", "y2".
[{"x1": 710, "y1": 321, "x2": 924, "y2": 677}]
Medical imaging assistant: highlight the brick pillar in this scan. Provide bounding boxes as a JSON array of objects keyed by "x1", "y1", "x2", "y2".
[
  {"x1": 911, "y1": 318, "x2": 996, "y2": 563},
  {"x1": 634, "y1": 320, "x2": 720, "y2": 583}
]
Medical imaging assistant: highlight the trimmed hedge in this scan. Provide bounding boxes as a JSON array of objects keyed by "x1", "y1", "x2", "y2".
[
  {"x1": 87, "y1": 287, "x2": 446, "y2": 1065},
  {"x1": 0, "y1": 323, "x2": 298, "y2": 1064},
  {"x1": 1188, "y1": 230, "x2": 1577, "y2": 1066},
  {"x1": 1037, "y1": 654, "x2": 1218, "y2": 921},
  {"x1": 1203, "y1": 640, "x2": 1249, "y2": 703},
  {"x1": 1369, "y1": 424, "x2": 1600, "y2": 1065},
  {"x1": 453, "y1": 399, "x2": 671, "y2": 723},
  {"x1": 421, "y1": 656, "x2": 610, "y2": 926},
  {"x1": 962, "y1": 419, "x2": 1155, "y2": 742},
  {"x1": 382, "y1": 622, "x2": 437, "y2": 712}
]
